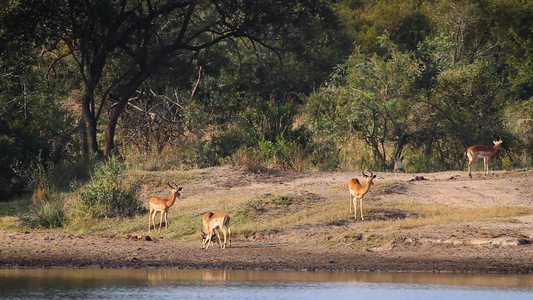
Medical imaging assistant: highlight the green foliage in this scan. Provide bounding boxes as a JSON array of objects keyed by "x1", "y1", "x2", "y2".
[
  {"x1": 432, "y1": 59, "x2": 509, "y2": 148},
  {"x1": 75, "y1": 157, "x2": 142, "y2": 220},
  {"x1": 204, "y1": 129, "x2": 249, "y2": 167},
  {"x1": 304, "y1": 0, "x2": 533, "y2": 171},
  {"x1": 182, "y1": 98, "x2": 318, "y2": 171},
  {"x1": 0, "y1": 14, "x2": 79, "y2": 199},
  {"x1": 2, "y1": 0, "x2": 343, "y2": 157},
  {"x1": 20, "y1": 186, "x2": 67, "y2": 229},
  {"x1": 306, "y1": 35, "x2": 423, "y2": 170},
  {"x1": 2, "y1": 0, "x2": 533, "y2": 177},
  {"x1": 257, "y1": 134, "x2": 310, "y2": 171},
  {"x1": 503, "y1": 98, "x2": 533, "y2": 167}
]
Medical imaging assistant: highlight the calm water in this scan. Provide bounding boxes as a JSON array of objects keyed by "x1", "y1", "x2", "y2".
[{"x1": 1, "y1": 269, "x2": 533, "y2": 299}]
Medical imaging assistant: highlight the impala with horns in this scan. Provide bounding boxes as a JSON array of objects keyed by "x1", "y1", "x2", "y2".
[
  {"x1": 148, "y1": 182, "x2": 183, "y2": 233},
  {"x1": 467, "y1": 139, "x2": 503, "y2": 178},
  {"x1": 348, "y1": 170, "x2": 377, "y2": 220},
  {"x1": 201, "y1": 212, "x2": 231, "y2": 250}
]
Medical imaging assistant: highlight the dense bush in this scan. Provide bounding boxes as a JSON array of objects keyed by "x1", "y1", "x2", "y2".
[
  {"x1": 20, "y1": 186, "x2": 67, "y2": 228},
  {"x1": 75, "y1": 157, "x2": 143, "y2": 219}
]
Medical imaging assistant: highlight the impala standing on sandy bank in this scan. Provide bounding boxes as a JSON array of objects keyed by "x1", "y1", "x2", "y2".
[
  {"x1": 467, "y1": 139, "x2": 503, "y2": 178},
  {"x1": 348, "y1": 170, "x2": 377, "y2": 220},
  {"x1": 148, "y1": 182, "x2": 183, "y2": 233}
]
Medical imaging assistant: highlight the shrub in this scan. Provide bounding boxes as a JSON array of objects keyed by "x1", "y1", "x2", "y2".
[
  {"x1": 75, "y1": 156, "x2": 143, "y2": 219},
  {"x1": 20, "y1": 186, "x2": 67, "y2": 228},
  {"x1": 256, "y1": 130, "x2": 314, "y2": 171},
  {"x1": 230, "y1": 148, "x2": 266, "y2": 172}
]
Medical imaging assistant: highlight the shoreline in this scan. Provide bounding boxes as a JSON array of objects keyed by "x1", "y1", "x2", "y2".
[{"x1": 2, "y1": 231, "x2": 533, "y2": 274}]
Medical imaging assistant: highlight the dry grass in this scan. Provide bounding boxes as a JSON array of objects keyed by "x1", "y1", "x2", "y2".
[
  {"x1": 364, "y1": 202, "x2": 533, "y2": 230},
  {"x1": 127, "y1": 169, "x2": 206, "y2": 186},
  {"x1": 230, "y1": 150, "x2": 266, "y2": 173},
  {"x1": 1, "y1": 167, "x2": 532, "y2": 250}
]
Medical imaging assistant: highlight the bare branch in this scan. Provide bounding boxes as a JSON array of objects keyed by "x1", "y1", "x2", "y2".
[{"x1": 190, "y1": 66, "x2": 203, "y2": 100}]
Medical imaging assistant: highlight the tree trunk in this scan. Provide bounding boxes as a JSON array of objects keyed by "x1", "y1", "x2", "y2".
[
  {"x1": 104, "y1": 102, "x2": 125, "y2": 157},
  {"x1": 393, "y1": 134, "x2": 407, "y2": 161},
  {"x1": 81, "y1": 92, "x2": 100, "y2": 156},
  {"x1": 104, "y1": 72, "x2": 152, "y2": 157},
  {"x1": 78, "y1": 118, "x2": 89, "y2": 161}
]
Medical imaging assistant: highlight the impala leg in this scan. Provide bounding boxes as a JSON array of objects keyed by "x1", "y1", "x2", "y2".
[
  {"x1": 467, "y1": 152, "x2": 473, "y2": 178},
  {"x1": 220, "y1": 228, "x2": 227, "y2": 249},
  {"x1": 205, "y1": 228, "x2": 214, "y2": 250},
  {"x1": 349, "y1": 194, "x2": 353, "y2": 213},
  {"x1": 353, "y1": 196, "x2": 358, "y2": 219},
  {"x1": 360, "y1": 197, "x2": 364, "y2": 221},
  {"x1": 150, "y1": 210, "x2": 157, "y2": 232},
  {"x1": 468, "y1": 159, "x2": 474, "y2": 178},
  {"x1": 206, "y1": 230, "x2": 215, "y2": 250},
  {"x1": 484, "y1": 158, "x2": 489, "y2": 176},
  {"x1": 158, "y1": 210, "x2": 163, "y2": 233},
  {"x1": 215, "y1": 229, "x2": 223, "y2": 249},
  {"x1": 227, "y1": 227, "x2": 232, "y2": 247},
  {"x1": 164, "y1": 211, "x2": 168, "y2": 230},
  {"x1": 148, "y1": 209, "x2": 152, "y2": 232},
  {"x1": 204, "y1": 233, "x2": 211, "y2": 250}
]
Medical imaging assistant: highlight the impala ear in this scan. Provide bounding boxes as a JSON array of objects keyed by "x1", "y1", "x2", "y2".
[{"x1": 178, "y1": 187, "x2": 183, "y2": 191}]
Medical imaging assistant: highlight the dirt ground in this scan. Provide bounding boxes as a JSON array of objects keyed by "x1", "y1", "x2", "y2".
[{"x1": 1, "y1": 167, "x2": 532, "y2": 273}]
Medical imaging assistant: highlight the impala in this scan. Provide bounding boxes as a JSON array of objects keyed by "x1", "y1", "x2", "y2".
[
  {"x1": 148, "y1": 182, "x2": 183, "y2": 233},
  {"x1": 201, "y1": 212, "x2": 231, "y2": 250},
  {"x1": 467, "y1": 139, "x2": 503, "y2": 178},
  {"x1": 348, "y1": 170, "x2": 377, "y2": 220}
]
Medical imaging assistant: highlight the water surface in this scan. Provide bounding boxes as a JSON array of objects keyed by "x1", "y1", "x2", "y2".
[{"x1": 1, "y1": 269, "x2": 532, "y2": 299}]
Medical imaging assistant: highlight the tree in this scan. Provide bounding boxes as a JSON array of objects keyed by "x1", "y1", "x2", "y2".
[
  {"x1": 3, "y1": 0, "x2": 338, "y2": 157},
  {"x1": 306, "y1": 34, "x2": 425, "y2": 169},
  {"x1": 0, "y1": 8, "x2": 77, "y2": 199}
]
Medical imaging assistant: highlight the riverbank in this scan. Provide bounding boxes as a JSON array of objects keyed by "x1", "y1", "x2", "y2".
[
  {"x1": 1, "y1": 230, "x2": 533, "y2": 273},
  {"x1": 1, "y1": 167, "x2": 532, "y2": 273}
]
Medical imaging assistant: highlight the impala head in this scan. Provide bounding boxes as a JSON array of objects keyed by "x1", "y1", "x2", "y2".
[
  {"x1": 201, "y1": 230, "x2": 217, "y2": 241},
  {"x1": 493, "y1": 139, "x2": 503, "y2": 148},
  {"x1": 362, "y1": 170, "x2": 377, "y2": 185},
  {"x1": 167, "y1": 181, "x2": 183, "y2": 196}
]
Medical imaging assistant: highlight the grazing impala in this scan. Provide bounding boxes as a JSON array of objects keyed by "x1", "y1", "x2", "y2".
[
  {"x1": 148, "y1": 182, "x2": 183, "y2": 233},
  {"x1": 201, "y1": 212, "x2": 231, "y2": 250},
  {"x1": 348, "y1": 170, "x2": 377, "y2": 220},
  {"x1": 467, "y1": 139, "x2": 503, "y2": 178}
]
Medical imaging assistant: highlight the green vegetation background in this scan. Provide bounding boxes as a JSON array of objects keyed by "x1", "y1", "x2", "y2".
[{"x1": 0, "y1": 1, "x2": 531, "y2": 230}]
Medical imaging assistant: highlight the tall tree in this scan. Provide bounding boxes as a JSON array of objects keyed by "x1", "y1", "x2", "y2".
[{"x1": 3, "y1": 0, "x2": 337, "y2": 157}]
